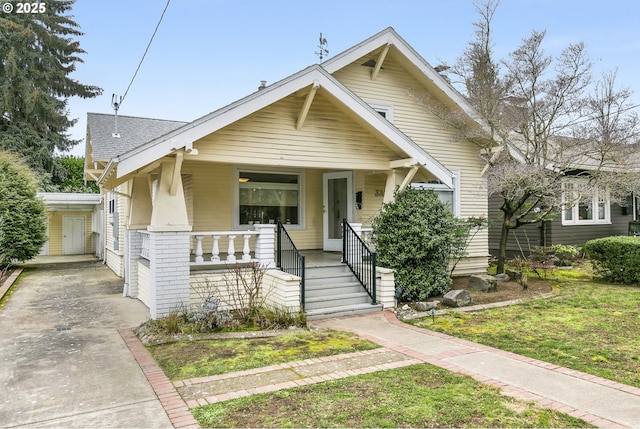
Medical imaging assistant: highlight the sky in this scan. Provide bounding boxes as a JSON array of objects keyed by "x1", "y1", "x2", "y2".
[{"x1": 64, "y1": 0, "x2": 640, "y2": 156}]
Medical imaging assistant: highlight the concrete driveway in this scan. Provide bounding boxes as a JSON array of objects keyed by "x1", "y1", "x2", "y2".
[{"x1": 0, "y1": 261, "x2": 172, "y2": 428}]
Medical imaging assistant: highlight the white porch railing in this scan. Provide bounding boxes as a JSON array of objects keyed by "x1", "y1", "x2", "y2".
[
  {"x1": 137, "y1": 225, "x2": 276, "y2": 267},
  {"x1": 191, "y1": 231, "x2": 259, "y2": 264},
  {"x1": 361, "y1": 227, "x2": 375, "y2": 249},
  {"x1": 140, "y1": 231, "x2": 150, "y2": 260}
]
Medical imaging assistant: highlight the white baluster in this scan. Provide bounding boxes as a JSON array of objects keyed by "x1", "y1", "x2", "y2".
[
  {"x1": 211, "y1": 235, "x2": 221, "y2": 262},
  {"x1": 226, "y1": 235, "x2": 236, "y2": 262},
  {"x1": 242, "y1": 234, "x2": 252, "y2": 261},
  {"x1": 194, "y1": 235, "x2": 204, "y2": 263},
  {"x1": 140, "y1": 234, "x2": 150, "y2": 259}
]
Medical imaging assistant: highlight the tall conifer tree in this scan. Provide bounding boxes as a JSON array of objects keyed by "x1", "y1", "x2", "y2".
[{"x1": 0, "y1": 0, "x2": 101, "y2": 184}]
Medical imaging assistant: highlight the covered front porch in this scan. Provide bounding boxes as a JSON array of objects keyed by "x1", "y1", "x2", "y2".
[{"x1": 126, "y1": 222, "x2": 395, "y2": 319}]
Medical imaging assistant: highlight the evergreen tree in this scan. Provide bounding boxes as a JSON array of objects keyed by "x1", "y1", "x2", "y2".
[
  {"x1": 0, "y1": 151, "x2": 46, "y2": 267},
  {"x1": 0, "y1": 0, "x2": 101, "y2": 184}
]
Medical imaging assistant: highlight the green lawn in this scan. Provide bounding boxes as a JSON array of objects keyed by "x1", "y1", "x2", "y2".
[
  {"x1": 192, "y1": 364, "x2": 592, "y2": 428},
  {"x1": 147, "y1": 330, "x2": 379, "y2": 380},
  {"x1": 410, "y1": 280, "x2": 640, "y2": 388}
]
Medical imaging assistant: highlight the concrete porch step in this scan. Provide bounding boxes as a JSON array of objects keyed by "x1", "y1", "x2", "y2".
[
  {"x1": 305, "y1": 272, "x2": 355, "y2": 287},
  {"x1": 305, "y1": 302, "x2": 383, "y2": 321},
  {"x1": 305, "y1": 282, "x2": 363, "y2": 297},
  {"x1": 303, "y1": 263, "x2": 378, "y2": 319},
  {"x1": 305, "y1": 291, "x2": 372, "y2": 310}
]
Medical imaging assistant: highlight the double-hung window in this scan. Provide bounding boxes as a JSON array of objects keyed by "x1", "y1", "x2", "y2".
[
  {"x1": 562, "y1": 181, "x2": 610, "y2": 225},
  {"x1": 410, "y1": 170, "x2": 460, "y2": 217},
  {"x1": 235, "y1": 168, "x2": 304, "y2": 228}
]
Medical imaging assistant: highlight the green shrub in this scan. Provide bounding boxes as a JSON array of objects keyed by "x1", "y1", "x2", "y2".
[
  {"x1": 547, "y1": 244, "x2": 580, "y2": 266},
  {"x1": 583, "y1": 236, "x2": 640, "y2": 284},
  {"x1": 0, "y1": 152, "x2": 47, "y2": 268},
  {"x1": 372, "y1": 188, "x2": 458, "y2": 301}
]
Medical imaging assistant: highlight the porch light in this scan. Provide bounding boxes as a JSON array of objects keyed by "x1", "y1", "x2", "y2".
[{"x1": 238, "y1": 177, "x2": 250, "y2": 183}]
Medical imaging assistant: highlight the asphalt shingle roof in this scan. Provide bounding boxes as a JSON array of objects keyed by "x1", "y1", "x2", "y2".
[{"x1": 87, "y1": 112, "x2": 187, "y2": 161}]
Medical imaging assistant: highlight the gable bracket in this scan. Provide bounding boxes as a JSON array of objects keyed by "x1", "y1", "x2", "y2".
[
  {"x1": 296, "y1": 81, "x2": 320, "y2": 130},
  {"x1": 371, "y1": 43, "x2": 391, "y2": 80},
  {"x1": 389, "y1": 158, "x2": 417, "y2": 169},
  {"x1": 170, "y1": 150, "x2": 184, "y2": 196},
  {"x1": 398, "y1": 166, "x2": 419, "y2": 191}
]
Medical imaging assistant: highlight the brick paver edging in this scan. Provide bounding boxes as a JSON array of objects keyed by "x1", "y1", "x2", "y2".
[
  {"x1": 178, "y1": 348, "x2": 421, "y2": 408},
  {"x1": 378, "y1": 311, "x2": 628, "y2": 428},
  {"x1": 119, "y1": 329, "x2": 200, "y2": 429}
]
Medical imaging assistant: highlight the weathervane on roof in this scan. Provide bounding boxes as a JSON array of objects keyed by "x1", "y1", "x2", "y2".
[
  {"x1": 315, "y1": 32, "x2": 329, "y2": 63},
  {"x1": 111, "y1": 94, "x2": 122, "y2": 138}
]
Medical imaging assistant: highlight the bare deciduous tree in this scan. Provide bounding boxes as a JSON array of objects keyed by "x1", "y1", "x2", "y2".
[{"x1": 418, "y1": 0, "x2": 640, "y2": 273}]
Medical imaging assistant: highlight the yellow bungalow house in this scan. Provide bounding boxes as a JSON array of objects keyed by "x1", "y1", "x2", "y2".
[{"x1": 85, "y1": 28, "x2": 489, "y2": 319}]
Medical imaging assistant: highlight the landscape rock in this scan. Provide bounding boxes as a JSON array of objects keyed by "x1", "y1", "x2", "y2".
[
  {"x1": 468, "y1": 274, "x2": 497, "y2": 292},
  {"x1": 494, "y1": 273, "x2": 510, "y2": 282},
  {"x1": 401, "y1": 304, "x2": 410, "y2": 310},
  {"x1": 415, "y1": 301, "x2": 439, "y2": 311},
  {"x1": 442, "y1": 289, "x2": 473, "y2": 307}
]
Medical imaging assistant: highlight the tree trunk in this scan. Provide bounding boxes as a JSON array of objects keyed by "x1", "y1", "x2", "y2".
[{"x1": 497, "y1": 216, "x2": 511, "y2": 274}]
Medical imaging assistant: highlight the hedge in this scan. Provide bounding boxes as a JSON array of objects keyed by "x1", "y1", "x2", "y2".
[{"x1": 583, "y1": 236, "x2": 640, "y2": 284}]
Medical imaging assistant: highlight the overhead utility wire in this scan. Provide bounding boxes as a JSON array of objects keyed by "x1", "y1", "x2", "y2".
[{"x1": 120, "y1": 0, "x2": 171, "y2": 105}]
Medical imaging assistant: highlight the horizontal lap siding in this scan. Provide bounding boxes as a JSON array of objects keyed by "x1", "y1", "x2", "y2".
[
  {"x1": 45, "y1": 211, "x2": 94, "y2": 256},
  {"x1": 355, "y1": 172, "x2": 386, "y2": 226},
  {"x1": 105, "y1": 183, "x2": 128, "y2": 277},
  {"x1": 287, "y1": 169, "x2": 323, "y2": 249},
  {"x1": 333, "y1": 52, "x2": 489, "y2": 261},
  {"x1": 186, "y1": 161, "x2": 233, "y2": 232},
  {"x1": 489, "y1": 193, "x2": 633, "y2": 256},
  {"x1": 194, "y1": 93, "x2": 399, "y2": 170},
  {"x1": 138, "y1": 261, "x2": 151, "y2": 308},
  {"x1": 550, "y1": 204, "x2": 631, "y2": 246}
]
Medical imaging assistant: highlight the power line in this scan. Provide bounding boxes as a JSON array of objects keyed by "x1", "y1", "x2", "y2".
[{"x1": 120, "y1": 0, "x2": 171, "y2": 105}]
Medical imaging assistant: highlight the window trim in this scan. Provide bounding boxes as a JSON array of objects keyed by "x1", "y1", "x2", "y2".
[
  {"x1": 232, "y1": 166, "x2": 306, "y2": 230},
  {"x1": 410, "y1": 170, "x2": 460, "y2": 217},
  {"x1": 108, "y1": 192, "x2": 116, "y2": 214},
  {"x1": 561, "y1": 181, "x2": 611, "y2": 226},
  {"x1": 368, "y1": 102, "x2": 394, "y2": 122}
]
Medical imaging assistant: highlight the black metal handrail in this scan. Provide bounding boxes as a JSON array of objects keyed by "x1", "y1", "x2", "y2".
[
  {"x1": 276, "y1": 221, "x2": 306, "y2": 309},
  {"x1": 342, "y1": 219, "x2": 376, "y2": 304}
]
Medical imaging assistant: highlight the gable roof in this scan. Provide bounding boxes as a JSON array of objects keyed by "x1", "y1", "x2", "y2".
[
  {"x1": 87, "y1": 113, "x2": 187, "y2": 161},
  {"x1": 323, "y1": 27, "x2": 485, "y2": 126},
  {"x1": 112, "y1": 64, "x2": 455, "y2": 187}
]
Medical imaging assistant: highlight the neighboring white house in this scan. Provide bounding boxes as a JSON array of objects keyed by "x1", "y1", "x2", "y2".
[{"x1": 85, "y1": 27, "x2": 491, "y2": 319}]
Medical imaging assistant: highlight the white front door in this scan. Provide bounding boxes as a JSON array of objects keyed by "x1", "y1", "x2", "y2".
[
  {"x1": 323, "y1": 171, "x2": 353, "y2": 251},
  {"x1": 62, "y1": 216, "x2": 85, "y2": 255}
]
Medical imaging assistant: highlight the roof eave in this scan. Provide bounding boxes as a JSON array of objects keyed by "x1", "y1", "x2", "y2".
[{"x1": 114, "y1": 65, "x2": 453, "y2": 187}]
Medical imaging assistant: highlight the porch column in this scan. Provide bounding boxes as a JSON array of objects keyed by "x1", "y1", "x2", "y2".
[
  {"x1": 383, "y1": 170, "x2": 401, "y2": 203},
  {"x1": 376, "y1": 267, "x2": 396, "y2": 309},
  {"x1": 383, "y1": 166, "x2": 418, "y2": 203},
  {"x1": 148, "y1": 231, "x2": 190, "y2": 319},
  {"x1": 148, "y1": 158, "x2": 191, "y2": 232},
  {"x1": 349, "y1": 222, "x2": 363, "y2": 238},
  {"x1": 253, "y1": 224, "x2": 276, "y2": 268}
]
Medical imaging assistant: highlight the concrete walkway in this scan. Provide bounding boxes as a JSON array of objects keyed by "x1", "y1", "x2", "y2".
[
  {"x1": 311, "y1": 312, "x2": 640, "y2": 429},
  {"x1": 0, "y1": 261, "x2": 173, "y2": 428}
]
